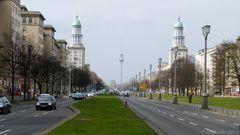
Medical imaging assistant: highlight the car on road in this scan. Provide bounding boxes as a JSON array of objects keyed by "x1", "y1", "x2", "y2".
[
  {"x1": 73, "y1": 93, "x2": 85, "y2": 100},
  {"x1": 36, "y1": 95, "x2": 56, "y2": 111},
  {"x1": 0, "y1": 96, "x2": 11, "y2": 114}
]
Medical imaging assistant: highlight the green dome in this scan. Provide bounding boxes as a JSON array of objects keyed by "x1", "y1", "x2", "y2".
[
  {"x1": 174, "y1": 18, "x2": 183, "y2": 28},
  {"x1": 72, "y1": 16, "x2": 81, "y2": 26}
]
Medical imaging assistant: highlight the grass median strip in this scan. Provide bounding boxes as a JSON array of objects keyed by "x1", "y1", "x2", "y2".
[
  {"x1": 151, "y1": 94, "x2": 240, "y2": 110},
  {"x1": 48, "y1": 95, "x2": 157, "y2": 135}
]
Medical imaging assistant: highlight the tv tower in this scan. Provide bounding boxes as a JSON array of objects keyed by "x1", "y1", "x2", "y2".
[{"x1": 119, "y1": 53, "x2": 124, "y2": 85}]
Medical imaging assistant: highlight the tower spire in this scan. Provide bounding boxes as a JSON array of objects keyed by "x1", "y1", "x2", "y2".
[{"x1": 119, "y1": 52, "x2": 124, "y2": 85}]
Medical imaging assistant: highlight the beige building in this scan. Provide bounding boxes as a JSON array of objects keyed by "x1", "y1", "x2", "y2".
[
  {"x1": 21, "y1": 5, "x2": 45, "y2": 55},
  {"x1": 43, "y1": 25, "x2": 56, "y2": 58},
  {"x1": 0, "y1": 0, "x2": 21, "y2": 45},
  {"x1": 56, "y1": 39, "x2": 68, "y2": 67}
]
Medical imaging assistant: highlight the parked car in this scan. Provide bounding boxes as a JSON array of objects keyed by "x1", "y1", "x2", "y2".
[
  {"x1": 36, "y1": 95, "x2": 56, "y2": 111},
  {"x1": 87, "y1": 92, "x2": 95, "y2": 97},
  {"x1": 73, "y1": 93, "x2": 85, "y2": 100},
  {"x1": 68, "y1": 93, "x2": 75, "y2": 99},
  {"x1": 0, "y1": 96, "x2": 11, "y2": 114}
]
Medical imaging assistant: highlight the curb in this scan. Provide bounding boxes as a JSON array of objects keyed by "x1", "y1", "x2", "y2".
[{"x1": 34, "y1": 105, "x2": 80, "y2": 135}]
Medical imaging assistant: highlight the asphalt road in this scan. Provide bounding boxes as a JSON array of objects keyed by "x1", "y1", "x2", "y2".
[
  {"x1": 0, "y1": 98, "x2": 75, "y2": 135},
  {"x1": 120, "y1": 96, "x2": 240, "y2": 135}
]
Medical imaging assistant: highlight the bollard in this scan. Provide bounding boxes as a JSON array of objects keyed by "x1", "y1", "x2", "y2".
[
  {"x1": 158, "y1": 93, "x2": 162, "y2": 100},
  {"x1": 125, "y1": 100, "x2": 128, "y2": 107},
  {"x1": 150, "y1": 93, "x2": 153, "y2": 99},
  {"x1": 172, "y1": 95, "x2": 178, "y2": 104}
]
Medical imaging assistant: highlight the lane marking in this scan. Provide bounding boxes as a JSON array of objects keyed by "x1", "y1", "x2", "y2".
[
  {"x1": 21, "y1": 110, "x2": 27, "y2": 113},
  {"x1": 184, "y1": 111, "x2": 189, "y2": 113},
  {"x1": 0, "y1": 119, "x2": 6, "y2": 122},
  {"x1": 234, "y1": 123, "x2": 240, "y2": 126},
  {"x1": 189, "y1": 122, "x2": 198, "y2": 126},
  {"x1": 204, "y1": 128, "x2": 217, "y2": 134},
  {"x1": 42, "y1": 112, "x2": 48, "y2": 115},
  {"x1": 9, "y1": 112, "x2": 16, "y2": 115},
  {"x1": 169, "y1": 115, "x2": 175, "y2": 118},
  {"x1": 0, "y1": 129, "x2": 11, "y2": 135},
  {"x1": 192, "y1": 113, "x2": 198, "y2": 116},
  {"x1": 162, "y1": 112, "x2": 166, "y2": 114},
  {"x1": 34, "y1": 115, "x2": 39, "y2": 117},
  {"x1": 178, "y1": 118, "x2": 184, "y2": 121},
  {"x1": 158, "y1": 110, "x2": 161, "y2": 112},
  {"x1": 215, "y1": 119, "x2": 225, "y2": 122},
  {"x1": 202, "y1": 115, "x2": 209, "y2": 119}
]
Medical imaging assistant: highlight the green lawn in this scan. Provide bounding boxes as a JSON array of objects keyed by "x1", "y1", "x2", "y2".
[
  {"x1": 155, "y1": 94, "x2": 240, "y2": 110},
  {"x1": 48, "y1": 95, "x2": 157, "y2": 135}
]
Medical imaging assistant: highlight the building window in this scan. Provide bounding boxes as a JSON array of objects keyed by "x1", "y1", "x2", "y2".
[
  {"x1": 22, "y1": 36, "x2": 26, "y2": 41},
  {"x1": 22, "y1": 26, "x2": 26, "y2": 32},
  {"x1": 23, "y1": 17, "x2": 26, "y2": 24},
  {"x1": 34, "y1": 17, "x2": 38, "y2": 24},
  {"x1": 29, "y1": 17, "x2": 32, "y2": 24}
]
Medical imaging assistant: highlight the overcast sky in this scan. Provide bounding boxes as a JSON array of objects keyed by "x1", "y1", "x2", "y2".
[{"x1": 22, "y1": 0, "x2": 240, "y2": 84}]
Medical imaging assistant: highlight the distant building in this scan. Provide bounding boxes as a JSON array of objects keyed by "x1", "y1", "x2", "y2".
[
  {"x1": 67, "y1": 16, "x2": 85, "y2": 69},
  {"x1": 194, "y1": 47, "x2": 217, "y2": 94},
  {"x1": 0, "y1": 0, "x2": 21, "y2": 45},
  {"x1": 169, "y1": 18, "x2": 188, "y2": 67},
  {"x1": 0, "y1": 0, "x2": 22, "y2": 96},
  {"x1": 43, "y1": 25, "x2": 56, "y2": 58},
  {"x1": 56, "y1": 39, "x2": 68, "y2": 68},
  {"x1": 20, "y1": 5, "x2": 45, "y2": 55}
]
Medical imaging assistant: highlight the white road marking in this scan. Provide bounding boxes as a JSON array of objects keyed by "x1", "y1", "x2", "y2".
[
  {"x1": 215, "y1": 119, "x2": 225, "y2": 122},
  {"x1": 21, "y1": 110, "x2": 27, "y2": 113},
  {"x1": 34, "y1": 115, "x2": 39, "y2": 117},
  {"x1": 189, "y1": 122, "x2": 198, "y2": 126},
  {"x1": 42, "y1": 112, "x2": 48, "y2": 115},
  {"x1": 192, "y1": 113, "x2": 198, "y2": 116},
  {"x1": 9, "y1": 112, "x2": 16, "y2": 115},
  {"x1": 158, "y1": 110, "x2": 161, "y2": 112},
  {"x1": 169, "y1": 115, "x2": 175, "y2": 117},
  {"x1": 202, "y1": 115, "x2": 209, "y2": 119},
  {"x1": 162, "y1": 112, "x2": 166, "y2": 114},
  {"x1": 234, "y1": 123, "x2": 240, "y2": 126},
  {"x1": 178, "y1": 118, "x2": 184, "y2": 121},
  {"x1": 0, "y1": 129, "x2": 11, "y2": 135},
  {"x1": 0, "y1": 119, "x2": 6, "y2": 122},
  {"x1": 204, "y1": 128, "x2": 217, "y2": 134},
  {"x1": 184, "y1": 111, "x2": 189, "y2": 113}
]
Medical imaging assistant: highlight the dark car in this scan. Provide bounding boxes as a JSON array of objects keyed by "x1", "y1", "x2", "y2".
[
  {"x1": 73, "y1": 93, "x2": 85, "y2": 100},
  {"x1": 36, "y1": 95, "x2": 56, "y2": 111},
  {"x1": 0, "y1": 96, "x2": 11, "y2": 114}
]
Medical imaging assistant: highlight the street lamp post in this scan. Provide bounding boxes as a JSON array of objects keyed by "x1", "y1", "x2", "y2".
[
  {"x1": 172, "y1": 47, "x2": 178, "y2": 104},
  {"x1": 158, "y1": 58, "x2": 162, "y2": 91},
  {"x1": 149, "y1": 64, "x2": 152, "y2": 91},
  {"x1": 136, "y1": 74, "x2": 138, "y2": 91},
  {"x1": 139, "y1": 72, "x2": 141, "y2": 91},
  {"x1": 202, "y1": 25, "x2": 211, "y2": 109}
]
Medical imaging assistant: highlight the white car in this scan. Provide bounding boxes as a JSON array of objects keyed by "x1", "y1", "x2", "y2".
[{"x1": 87, "y1": 92, "x2": 95, "y2": 97}]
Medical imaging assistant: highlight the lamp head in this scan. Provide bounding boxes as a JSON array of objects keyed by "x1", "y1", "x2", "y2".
[
  {"x1": 158, "y1": 58, "x2": 162, "y2": 64},
  {"x1": 202, "y1": 25, "x2": 211, "y2": 36}
]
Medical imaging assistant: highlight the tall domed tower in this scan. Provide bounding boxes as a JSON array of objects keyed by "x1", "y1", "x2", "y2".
[
  {"x1": 169, "y1": 18, "x2": 188, "y2": 65},
  {"x1": 68, "y1": 16, "x2": 85, "y2": 68}
]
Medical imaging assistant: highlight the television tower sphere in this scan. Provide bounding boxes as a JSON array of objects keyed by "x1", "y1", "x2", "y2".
[{"x1": 119, "y1": 53, "x2": 124, "y2": 62}]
